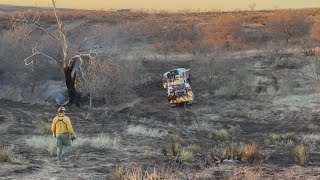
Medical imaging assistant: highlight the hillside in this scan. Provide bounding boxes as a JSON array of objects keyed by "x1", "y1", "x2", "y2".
[{"x1": 1, "y1": 4, "x2": 320, "y2": 179}]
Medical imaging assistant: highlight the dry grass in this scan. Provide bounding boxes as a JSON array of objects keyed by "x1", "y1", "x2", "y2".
[
  {"x1": 211, "y1": 129, "x2": 231, "y2": 141},
  {"x1": 42, "y1": 123, "x2": 52, "y2": 136},
  {"x1": 284, "y1": 133, "x2": 296, "y2": 141},
  {"x1": 0, "y1": 146, "x2": 26, "y2": 164},
  {"x1": 172, "y1": 133, "x2": 180, "y2": 144},
  {"x1": 0, "y1": 146, "x2": 14, "y2": 162},
  {"x1": 111, "y1": 166, "x2": 127, "y2": 180},
  {"x1": 266, "y1": 133, "x2": 281, "y2": 145},
  {"x1": 90, "y1": 133, "x2": 121, "y2": 150},
  {"x1": 302, "y1": 134, "x2": 320, "y2": 152},
  {"x1": 186, "y1": 144, "x2": 200, "y2": 156},
  {"x1": 26, "y1": 134, "x2": 121, "y2": 153},
  {"x1": 25, "y1": 136, "x2": 56, "y2": 155},
  {"x1": 126, "y1": 125, "x2": 168, "y2": 137},
  {"x1": 180, "y1": 148, "x2": 194, "y2": 163},
  {"x1": 238, "y1": 142, "x2": 258, "y2": 163},
  {"x1": 293, "y1": 144, "x2": 309, "y2": 166},
  {"x1": 47, "y1": 141, "x2": 57, "y2": 156},
  {"x1": 161, "y1": 134, "x2": 184, "y2": 157},
  {"x1": 190, "y1": 120, "x2": 214, "y2": 131},
  {"x1": 111, "y1": 165, "x2": 178, "y2": 180},
  {"x1": 171, "y1": 142, "x2": 182, "y2": 157},
  {"x1": 266, "y1": 133, "x2": 296, "y2": 145}
]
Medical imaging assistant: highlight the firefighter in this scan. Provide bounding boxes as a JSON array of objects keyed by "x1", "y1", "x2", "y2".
[{"x1": 51, "y1": 106, "x2": 76, "y2": 162}]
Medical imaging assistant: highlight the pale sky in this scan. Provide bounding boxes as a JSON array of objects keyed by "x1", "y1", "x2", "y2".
[{"x1": 0, "y1": 0, "x2": 319, "y2": 11}]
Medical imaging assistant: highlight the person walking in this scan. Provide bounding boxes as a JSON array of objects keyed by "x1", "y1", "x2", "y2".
[{"x1": 51, "y1": 106, "x2": 76, "y2": 162}]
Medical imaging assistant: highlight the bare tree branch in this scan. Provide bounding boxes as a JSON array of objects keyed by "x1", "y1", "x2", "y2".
[
  {"x1": 51, "y1": 0, "x2": 69, "y2": 67},
  {"x1": 77, "y1": 33, "x2": 103, "y2": 51},
  {"x1": 300, "y1": 71, "x2": 316, "y2": 81},
  {"x1": 12, "y1": 15, "x2": 64, "y2": 47},
  {"x1": 24, "y1": 47, "x2": 61, "y2": 66}
]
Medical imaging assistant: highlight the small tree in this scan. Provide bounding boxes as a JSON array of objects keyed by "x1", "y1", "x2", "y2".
[
  {"x1": 266, "y1": 11, "x2": 311, "y2": 43},
  {"x1": 77, "y1": 54, "x2": 106, "y2": 108},
  {"x1": 193, "y1": 51, "x2": 251, "y2": 97},
  {"x1": 193, "y1": 52, "x2": 231, "y2": 94}
]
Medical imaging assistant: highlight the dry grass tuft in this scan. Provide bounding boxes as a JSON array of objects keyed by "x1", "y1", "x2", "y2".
[
  {"x1": 186, "y1": 144, "x2": 200, "y2": 156},
  {"x1": 266, "y1": 132, "x2": 296, "y2": 145},
  {"x1": 190, "y1": 120, "x2": 214, "y2": 131},
  {"x1": 47, "y1": 141, "x2": 57, "y2": 156},
  {"x1": 171, "y1": 142, "x2": 182, "y2": 157},
  {"x1": 302, "y1": 134, "x2": 320, "y2": 152},
  {"x1": 266, "y1": 133, "x2": 281, "y2": 145},
  {"x1": 172, "y1": 133, "x2": 180, "y2": 144},
  {"x1": 26, "y1": 134, "x2": 121, "y2": 154},
  {"x1": 0, "y1": 146, "x2": 13, "y2": 162},
  {"x1": 42, "y1": 123, "x2": 52, "y2": 136},
  {"x1": 25, "y1": 136, "x2": 56, "y2": 155},
  {"x1": 126, "y1": 125, "x2": 168, "y2": 137},
  {"x1": 161, "y1": 134, "x2": 184, "y2": 157},
  {"x1": 211, "y1": 129, "x2": 231, "y2": 141},
  {"x1": 180, "y1": 148, "x2": 194, "y2": 163},
  {"x1": 293, "y1": 144, "x2": 309, "y2": 166},
  {"x1": 0, "y1": 146, "x2": 26, "y2": 164},
  {"x1": 238, "y1": 142, "x2": 258, "y2": 163},
  {"x1": 111, "y1": 165, "x2": 177, "y2": 180},
  {"x1": 111, "y1": 166, "x2": 127, "y2": 180},
  {"x1": 89, "y1": 133, "x2": 121, "y2": 150},
  {"x1": 206, "y1": 142, "x2": 262, "y2": 165}
]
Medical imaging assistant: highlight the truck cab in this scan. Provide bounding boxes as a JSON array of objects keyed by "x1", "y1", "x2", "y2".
[{"x1": 167, "y1": 82, "x2": 193, "y2": 107}]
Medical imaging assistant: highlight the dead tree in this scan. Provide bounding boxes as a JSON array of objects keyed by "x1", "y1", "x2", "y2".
[{"x1": 14, "y1": 0, "x2": 104, "y2": 106}]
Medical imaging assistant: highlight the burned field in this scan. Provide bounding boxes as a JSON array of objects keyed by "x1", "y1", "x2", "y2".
[
  {"x1": 1, "y1": 56, "x2": 320, "y2": 179},
  {"x1": 1, "y1": 4, "x2": 320, "y2": 179}
]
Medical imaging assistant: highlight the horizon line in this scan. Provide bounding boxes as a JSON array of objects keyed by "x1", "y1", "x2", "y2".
[{"x1": 1, "y1": 3, "x2": 319, "y2": 13}]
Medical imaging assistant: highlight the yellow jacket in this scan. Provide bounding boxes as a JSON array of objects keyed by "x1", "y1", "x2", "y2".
[{"x1": 51, "y1": 113, "x2": 76, "y2": 138}]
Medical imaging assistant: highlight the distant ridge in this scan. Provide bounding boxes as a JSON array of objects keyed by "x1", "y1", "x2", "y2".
[{"x1": 0, "y1": 4, "x2": 77, "y2": 13}]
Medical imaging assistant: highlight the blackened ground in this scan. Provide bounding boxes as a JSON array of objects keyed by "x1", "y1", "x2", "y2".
[{"x1": 1, "y1": 58, "x2": 320, "y2": 179}]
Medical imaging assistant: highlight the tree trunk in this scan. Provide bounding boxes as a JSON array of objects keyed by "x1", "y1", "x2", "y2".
[
  {"x1": 64, "y1": 66, "x2": 80, "y2": 107},
  {"x1": 89, "y1": 88, "x2": 92, "y2": 109}
]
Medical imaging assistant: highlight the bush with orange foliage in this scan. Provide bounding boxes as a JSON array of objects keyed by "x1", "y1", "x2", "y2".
[
  {"x1": 310, "y1": 17, "x2": 320, "y2": 41},
  {"x1": 204, "y1": 15, "x2": 244, "y2": 49}
]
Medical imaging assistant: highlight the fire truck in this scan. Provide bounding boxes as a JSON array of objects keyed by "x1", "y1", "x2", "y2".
[{"x1": 162, "y1": 68, "x2": 191, "y2": 89}]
